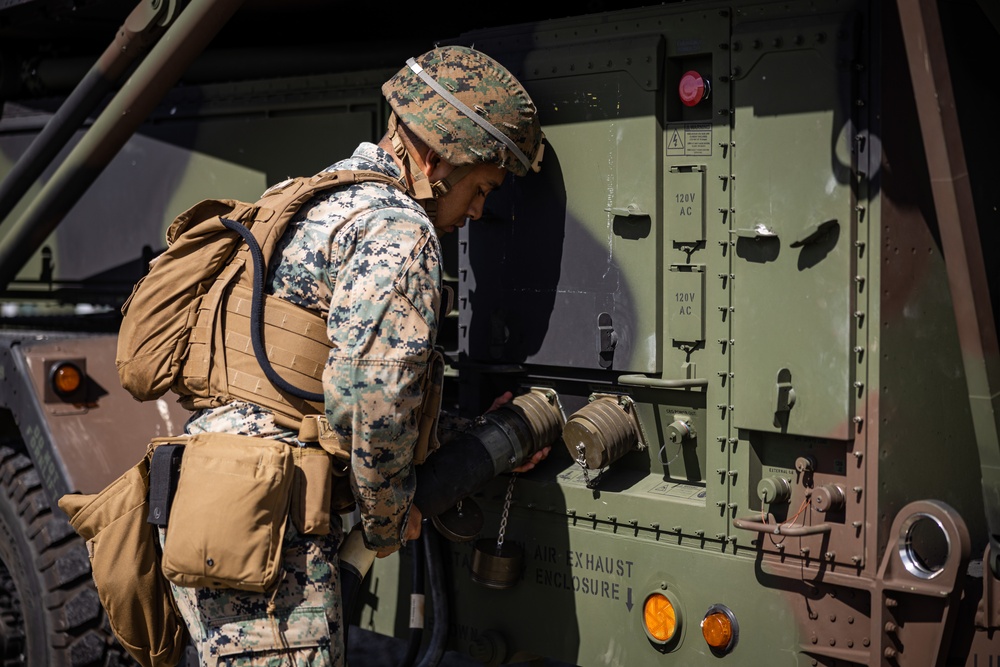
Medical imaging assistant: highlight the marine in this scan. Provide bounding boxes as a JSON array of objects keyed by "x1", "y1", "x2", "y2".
[{"x1": 157, "y1": 45, "x2": 547, "y2": 666}]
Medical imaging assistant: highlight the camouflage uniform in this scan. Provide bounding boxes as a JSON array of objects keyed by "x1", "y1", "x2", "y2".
[
  {"x1": 165, "y1": 141, "x2": 441, "y2": 666},
  {"x1": 162, "y1": 44, "x2": 542, "y2": 667}
]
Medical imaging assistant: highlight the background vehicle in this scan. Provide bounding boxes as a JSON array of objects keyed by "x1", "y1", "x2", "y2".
[{"x1": 1, "y1": 0, "x2": 998, "y2": 665}]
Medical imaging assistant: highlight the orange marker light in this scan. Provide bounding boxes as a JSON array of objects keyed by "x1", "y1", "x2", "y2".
[
  {"x1": 643, "y1": 593, "x2": 677, "y2": 642},
  {"x1": 52, "y1": 363, "x2": 82, "y2": 396},
  {"x1": 702, "y1": 612, "x2": 733, "y2": 648}
]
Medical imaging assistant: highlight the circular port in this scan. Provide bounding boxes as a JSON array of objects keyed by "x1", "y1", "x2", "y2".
[
  {"x1": 898, "y1": 513, "x2": 950, "y2": 579},
  {"x1": 757, "y1": 477, "x2": 791, "y2": 505}
]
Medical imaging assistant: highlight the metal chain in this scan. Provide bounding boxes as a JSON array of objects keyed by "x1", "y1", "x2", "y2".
[
  {"x1": 496, "y1": 473, "x2": 517, "y2": 551},
  {"x1": 575, "y1": 443, "x2": 592, "y2": 487},
  {"x1": 575, "y1": 443, "x2": 604, "y2": 489}
]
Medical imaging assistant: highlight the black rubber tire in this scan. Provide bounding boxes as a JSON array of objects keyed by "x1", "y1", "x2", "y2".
[{"x1": 0, "y1": 442, "x2": 135, "y2": 667}]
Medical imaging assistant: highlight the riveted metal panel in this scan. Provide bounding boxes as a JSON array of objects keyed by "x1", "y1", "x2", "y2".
[
  {"x1": 460, "y1": 36, "x2": 664, "y2": 373},
  {"x1": 730, "y1": 11, "x2": 860, "y2": 439}
]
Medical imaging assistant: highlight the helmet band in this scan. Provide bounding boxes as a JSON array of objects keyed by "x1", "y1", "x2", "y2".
[
  {"x1": 406, "y1": 58, "x2": 532, "y2": 173},
  {"x1": 388, "y1": 112, "x2": 463, "y2": 222}
]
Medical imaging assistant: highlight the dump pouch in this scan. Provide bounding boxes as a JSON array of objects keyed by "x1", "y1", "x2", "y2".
[
  {"x1": 57, "y1": 444, "x2": 189, "y2": 667},
  {"x1": 160, "y1": 432, "x2": 294, "y2": 592}
]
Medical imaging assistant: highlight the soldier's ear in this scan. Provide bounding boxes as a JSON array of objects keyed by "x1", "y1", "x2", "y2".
[
  {"x1": 422, "y1": 149, "x2": 442, "y2": 178},
  {"x1": 424, "y1": 149, "x2": 459, "y2": 183}
]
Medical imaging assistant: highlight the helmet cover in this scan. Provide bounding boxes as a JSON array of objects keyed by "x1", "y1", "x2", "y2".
[{"x1": 382, "y1": 45, "x2": 543, "y2": 177}]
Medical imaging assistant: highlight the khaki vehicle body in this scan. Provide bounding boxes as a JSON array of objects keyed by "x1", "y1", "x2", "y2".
[{"x1": 1, "y1": 0, "x2": 998, "y2": 665}]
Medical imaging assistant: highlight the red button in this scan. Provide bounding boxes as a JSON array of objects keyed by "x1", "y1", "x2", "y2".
[{"x1": 679, "y1": 70, "x2": 709, "y2": 107}]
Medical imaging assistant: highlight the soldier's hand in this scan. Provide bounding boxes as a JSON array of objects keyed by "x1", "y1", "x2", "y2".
[
  {"x1": 487, "y1": 391, "x2": 551, "y2": 472},
  {"x1": 404, "y1": 505, "x2": 423, "y2": 542},
  {"x1": 512, "y1": 445, "x2": 551, "y2": 473},
  {"x1": 376, "y1": 505, "x2": 424, "y2": 558},
  {"x1": 486, "y1": 391, "x2": 513, "y2": 412}
]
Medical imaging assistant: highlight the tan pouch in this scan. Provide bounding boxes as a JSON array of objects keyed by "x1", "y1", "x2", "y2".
[
  {"x1": 299, "y1": 414, "x2": 351, "y2": 470},
  {"x1": 291, "y1": 447, "x2": 333, "y2": 535},
  {"x1": 330, "y1": 477, "x2": 356, "y2": 514},
  {"x1": 161, "y1": 432, "x2": 294, "y2": 592},
  {"x1": 414, "y1": 348, "x2": 445, "y2": 464},
  {"x1": 57, "y1": 444, "x2": 189, "y2": 667},
  {"x1": 297, "y1": 414, "x2": 355, "y2": 514}
]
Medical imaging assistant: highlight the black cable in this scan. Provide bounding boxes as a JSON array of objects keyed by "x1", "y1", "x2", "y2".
[
  {"x1": 401, "y1": 529, "x2": 427, "y2": 667},
  {"x1": 415, "y1": 528, "x2": 448, "y2": 667},
  {"x1": 219, "y1": 217, "x2": 324, "y2": 402}
]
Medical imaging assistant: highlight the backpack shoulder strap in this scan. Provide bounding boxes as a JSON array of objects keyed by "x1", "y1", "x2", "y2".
[{"x1": 248, "y1": 169, "x2": 405, "y2": 264}]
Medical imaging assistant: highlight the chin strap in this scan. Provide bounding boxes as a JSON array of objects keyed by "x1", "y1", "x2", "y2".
[{"x1": 388, "y1": 113, "x2": 476, "y2": 222}]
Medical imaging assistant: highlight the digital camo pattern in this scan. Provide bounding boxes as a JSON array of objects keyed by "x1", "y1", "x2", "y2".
[
  {"x1": 188, "y1": 142, "x2": 441, "y2": 550},
  {"x1": 382, "y1": 45, "x2": 542, "y2": 176},
  {"x1": 162, "y1": 524, "x2": 344, "y2": 667},
  {"x1": 185, "y1": 400, "x2": 296, "y2": 440},
  {"x1": 180, "y1": 142, "x2": 442, "y2": 665}
]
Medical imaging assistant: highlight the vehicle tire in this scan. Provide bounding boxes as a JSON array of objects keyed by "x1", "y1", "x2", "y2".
[{"x1": 0, "y1": 442, "x2": 136, "y2": 667}]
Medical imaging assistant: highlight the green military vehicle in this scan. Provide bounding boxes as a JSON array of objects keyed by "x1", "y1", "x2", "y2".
[{"x1": 1, "y1": 0, "x2": 998, "y2": 665}]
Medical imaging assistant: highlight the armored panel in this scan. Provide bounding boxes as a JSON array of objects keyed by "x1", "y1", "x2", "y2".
[
  {"x1": 729, "y1": 11, "x2": 860, "y2": 439},
  {"x1": 459, "y1": 36, "x2": 663, "y2": 372}
]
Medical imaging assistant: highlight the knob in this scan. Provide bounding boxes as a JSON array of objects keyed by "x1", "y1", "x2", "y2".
[
  {"x1": 757, "y1": 477, "x2": 792, "y2": 505},
  {"x1": 812, "y1": 485, "x2": 845, "y2": 512},
  {"x1": 666, "y1": 418, "x2": 695, "y2": 444}
]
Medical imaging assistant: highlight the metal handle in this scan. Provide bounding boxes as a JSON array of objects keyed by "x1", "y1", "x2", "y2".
[
  {"x1": 731, "y1": 223, "x2": 777, "y2": 240},
  {"x1": 617, "y1": 374, "x2": 708, "y2": 389},
  {"x1": 732, "y1": 514, "x2": 832, "y2": 536},
  {"x1": 605, "y1": 204, "x2": 648, "y2": 217}
]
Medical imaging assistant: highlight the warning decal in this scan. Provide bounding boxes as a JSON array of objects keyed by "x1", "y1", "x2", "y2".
[
  {"x1": 668, "y1": 129, "x2": 684, "y2": 152},
  {"x1": 666, "y1": 123, "x2": 713, "y2": 157}
]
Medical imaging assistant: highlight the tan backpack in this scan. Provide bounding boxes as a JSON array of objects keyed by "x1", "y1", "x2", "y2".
[{"x1": 116, "y1": 169, "x2": 401, "y2": 424}]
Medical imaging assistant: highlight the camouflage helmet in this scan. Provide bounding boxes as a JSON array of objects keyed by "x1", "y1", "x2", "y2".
[{"x1": 382, "y1": 45, "x2": 543, "y2": 177}]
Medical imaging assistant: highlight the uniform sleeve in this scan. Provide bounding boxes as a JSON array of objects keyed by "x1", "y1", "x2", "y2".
[{"x1": 323, "y1": 206, "x2": 441, "y2": 551}]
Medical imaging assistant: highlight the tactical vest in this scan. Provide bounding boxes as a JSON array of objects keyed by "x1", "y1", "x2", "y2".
[{"x1": 118, "y1": 169, "x2": 446, "y2": 461}]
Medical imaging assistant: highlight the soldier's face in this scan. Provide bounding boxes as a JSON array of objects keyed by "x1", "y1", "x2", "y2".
[{"x1": 430, "y1": 162, "x2": 507, "y2": 235}]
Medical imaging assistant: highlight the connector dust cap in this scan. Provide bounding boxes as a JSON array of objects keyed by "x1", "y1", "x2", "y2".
[{"x1": 382, "y1": 45, "x2": 543, "y2": 176}]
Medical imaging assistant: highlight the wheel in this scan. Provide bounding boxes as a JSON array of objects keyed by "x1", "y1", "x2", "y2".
[{"x1": 0, "y1": 442, "x2": 136, "y2": 667}]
